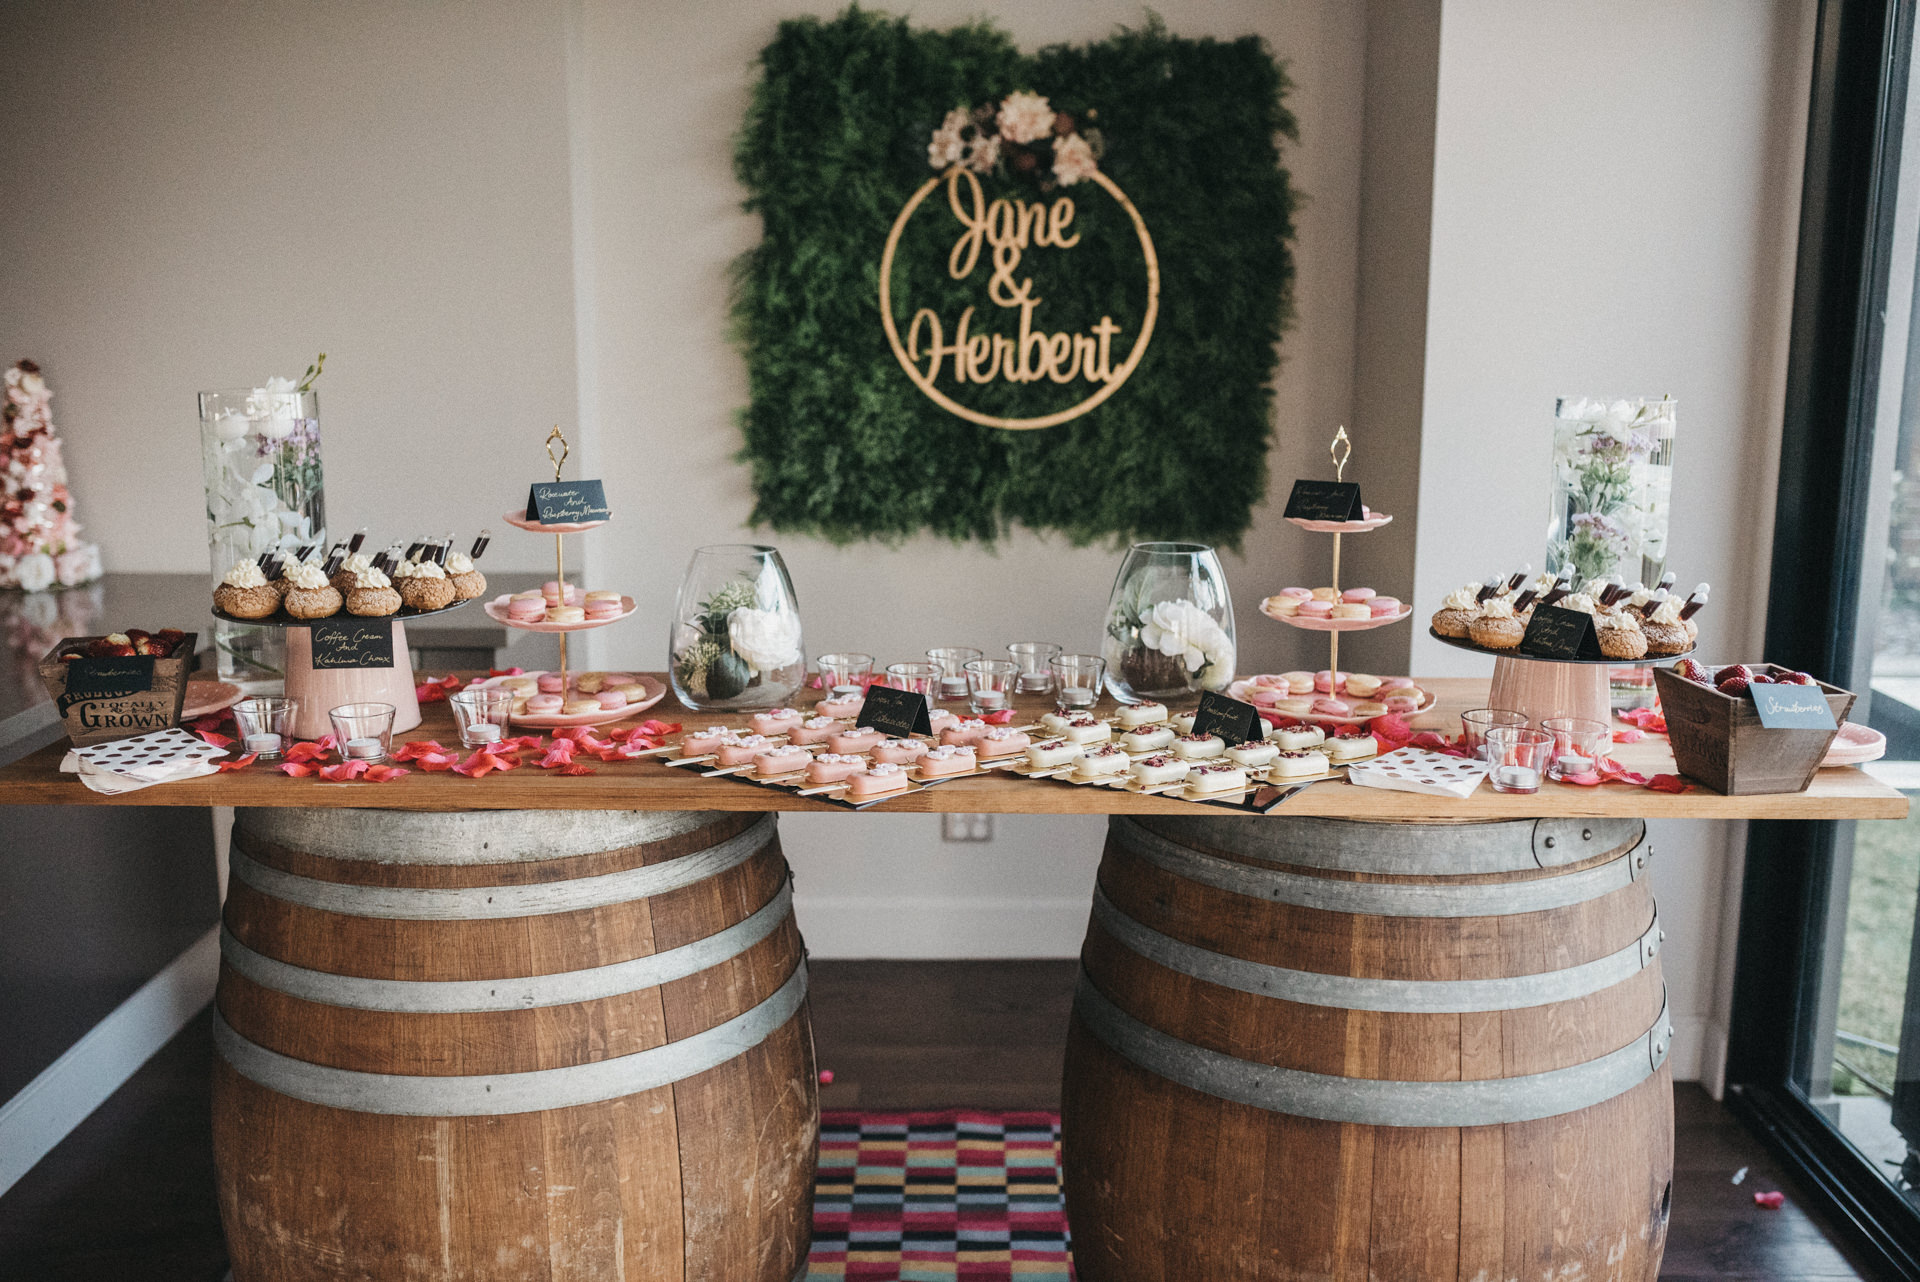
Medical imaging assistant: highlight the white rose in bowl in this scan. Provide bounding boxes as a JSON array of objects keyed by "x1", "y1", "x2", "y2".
[
  {"x1": 729, "y1": 607, "x2": 802, "y2": 676},
  {"x1": 1138, "y1": 599, "x2": 1234, "y2": 688},
  {"x1": 15, "y1": 552, "x2": 56, "y2": 592}
]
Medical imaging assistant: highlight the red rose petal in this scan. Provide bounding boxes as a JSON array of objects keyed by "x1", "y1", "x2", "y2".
[
  {"x1": 1753, "y1": 1191, "x2": 1784, "y2": 1209},
  {"x1": 1647, "y1": 773, "x2": 1690, "y2": 794},
  {"x1": 318, "y1": 761, "x2": 369, "y2": 782},
  {"x1": 196, "y1": 728, "x2": 236, "y2": 748},
  {"x1": 1558, "y1": 771, "x2": 1605, "y2": 787},
  {"x1": 1613, "y1": 727, "x2": 1644, "y2": 743},
  {"x1": 391, "y1": 740, "x2": 448, "y2": 762},
  {"x1": 215, "y1": 753, "x2": 258, "y2": 773},
  {"x1": 558, "y1": 763, "x2": 597, "y2": 776},
  {"x1": 415, "y1": 752, "x2": 458, "y2": 772},
  {"x1": 363, "y1": 764, "x2": 410, "y2": 782},
  {"x1": 489, "y1": 667, "x2": 524, "y2": 677},
  {"x1": 278, "y1": 761, "x2": 318, "y2": 777},
  {"x1": 981, "y1": 709, "x2": 1016, "y2": 724}
]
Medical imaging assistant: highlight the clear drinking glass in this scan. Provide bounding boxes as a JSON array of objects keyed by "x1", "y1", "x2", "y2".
[
  {"x1": 1052, "y1": 654, "x2": 1106, "y2": 712},
  {"x1": 1542, "y1": 716, "x2": 1611, "y2": 781},
  {"x1": 1460, "y1": 708, "x2": 1528, "y2": 759},
  {"x1": 669, "y1": 544, "x2": 804, "y2": 711},
  {"x1": 927, "y1": 647, "x2": 983, "y2": 701},
  {"x1": 1102, "y1": 542, "x2": 1236, "y2": 702},
  {"x1": 232, "y1": 697, "x2": 297, "y2": 760},
  {"x1": 964, "y1": 659, "x2": 1018, "y2": 714},
  {"x1": 816, "y1": 652, "x2": 874, "y2": 693},
  {"x1": 1007, "y1": 642, "x2": 1063, "y2": 694},
  {"x1": 884, "y1": 661, "x2": 941, "y2": 702},
  {"x1": 329, "y1": 702, "x2": 396, "y2": 763},
  {"x1": 450, "y1": 688, "x2": 514, "y2": 748},
  {"x1": 1486, "y1": 726, "x2": 1554, "y2": 794},
  {"x1": 199, "y1": 385, "x2": 325, "y2": 683}
]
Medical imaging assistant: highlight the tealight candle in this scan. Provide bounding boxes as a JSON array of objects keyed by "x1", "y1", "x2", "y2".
[
  {"x1": 1060, "y1": 686, "x2": 1096, "y2": 709},
  {"x1": 244, "y1": 733, "x2": 281, "y2": 755},
  {"x1": 346, "y1": 737, "x2": 384, "y2": 759},
  {"x1": 1494, "y1": 764, "x2": 1541, "y2": 790},
  {"x1": 468, "y1": 723, "x2": 502, "y2": 744}
]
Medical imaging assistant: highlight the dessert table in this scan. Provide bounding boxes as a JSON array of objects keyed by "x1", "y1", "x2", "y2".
[{"x1": 0, "y1": 673, "x2": 1901, "y2": 1282}]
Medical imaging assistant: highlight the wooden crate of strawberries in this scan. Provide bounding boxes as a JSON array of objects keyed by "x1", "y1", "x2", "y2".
[
  {"x1": 38, "y1": 629, "x2": 197, "y2": 747},
  {"x1": 1652, "y1": 661, "x2": 1854, "y2": 795}
]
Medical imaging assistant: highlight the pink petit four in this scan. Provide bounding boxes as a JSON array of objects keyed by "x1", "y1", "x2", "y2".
[
  {"x1": 940, "y1": 718, "x2": 989, "y2": 746},
  {"x1": 1312, "y1": 697, "x2": 1352, "y2": 717},
  {"x1": 750, "y1": 708, "x2": 805, "y2": 737},
  {"x1": 752, "y1": 746, "x2": 811, "y2": 777},
  {"x1": 976, "y1": 727, "x2": 1031, "y2": 758},
  {"x1": 826, "y1": 727, "x2": 886, "y2": 755},
  {"x1": 817, "y1": 693, "x2": 864, "y2": 718},
  {"x1": 927, "y1": 709, "x2": 959, "y2": 733},
  {"x1": 870, "y1": 738, "x2": 931, "y2": 765},
  {"x1": 917, "y1": 744, "x2": 977, "y2": 777},
  {"x1": 1340, "y1": 586, "x2": 1375, "y2": 603},
  {"x1": 805, "y1": 753, "x2": 866, "y2": 784},
  {"x1": 595, "y1": 690, "x2": 628, "y2": 711},
  {"x1": 716, "y1": 734, "x2": 772, "y2": 766},
  {"x1": 847, "y1": 763, "x2": 910, "y2": 799},
  {"x1": 1297, "y1": 599, "x2": 1334, "y2": 618},
  {"x1": 680, "y1": 726, "x2": 735, "y2": 756},
  {"x1": 788, "y1": 716, "x2": 841, "y2": 746}
]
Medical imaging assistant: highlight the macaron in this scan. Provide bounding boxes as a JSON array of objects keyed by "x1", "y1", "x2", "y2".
[
  {"x1": 507, "y1": 598, "x2": 545, "y2": 621},
  {"x1": 1311, "y1": 587, "x2": 1339, "y2": 601},
  {"x1": 546, "y1": 606, "x2": 585, "y2": 624},
  {"x1": 1367, "y1": 596, "x2": 1402, "y2": 617},
  {"x1": 596, "y1": 690, "x2": 628, "y2": 711},
  {"x1": 1343, "y1": 674, "x2": 1383, "y2": 697},
  {"x1": 1340, "y1": 586, "x2": 1375, "y2": 603},
  {"x1": 585, "y1": 598, "x2": 624, "y2": 619},
  {"x1": 1246, "y1": 685, "x2": 1286, "y2": 707},
  {"x1": 1276, "y1": 697, "x2": 1317, "y2": 717},
  {"x1": 562, "y1": 699, "x2": 600, "y2": 715},
  {"x1": 1312, "y1": 697, "x2": 1351, "y2": 717},
  {"x1": 1314, "y1": 670, "x2": 1346, "y2": 693},
  {"x1": 537, "y1": 673, "x2": 566, "y2": 694},
  {"x1": 1385, "y1": 693, "x2": 1422, "y2": 714},
  {"x1": 585, "y1": 590, "x2": 622, "y2": 605},
  {"x1": 1280, "y1": 671, "x2": 1316, "y2": 695},
  {"x1": 1265, "y1": 595, "x2": 1302, "y2": 617},
  {"x1": 1277, "y1": 587, "x2": 1313, "y2": 600},
  {"x1": 1350, "y1": 700, "x2": 1388, "y2": 718},
  {"x1": 1330, "y1": 603, "x2": 1370, "y2": 619},
  {"x1": 1381, "y1": 677, "x2": 1418, "y2": 690},
  {"x1": 1298, "y1": 600, "x2": 1334, "y2": 618},
  {"x1": 527, "y1": 693, "x2": 563, "y2": 713}
]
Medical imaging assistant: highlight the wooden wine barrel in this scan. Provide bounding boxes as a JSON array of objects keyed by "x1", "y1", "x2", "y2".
[
  {"x1": 212, "y1": 808, "x2": 816, "y2": 1282},
  {"x1": 1062, "y1": 815, "x2": 1672, "y2": 1282}
]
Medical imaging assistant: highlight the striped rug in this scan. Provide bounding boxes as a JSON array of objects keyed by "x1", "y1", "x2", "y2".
[{"x1": 807, "y1": 1110, "x2": 1075, "y2": 1280}]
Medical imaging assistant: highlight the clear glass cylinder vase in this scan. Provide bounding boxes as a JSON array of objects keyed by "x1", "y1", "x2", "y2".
[
  {"x1": 1545, "y1": 396, "x2": 1677, "y2": 588},
  {"x1": 198, "y1": 386, "x2": 326, "y2": 682},
  {"x1": 1101, "y1": 541, "x2": 1236, "y2": 703},
  {"x1": 669, "y1": 544, "x2": 805, "y2": 711}
]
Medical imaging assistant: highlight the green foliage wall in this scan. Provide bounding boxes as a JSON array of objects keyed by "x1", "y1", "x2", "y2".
[{"x1": 731, "y1": 8, "x2": 1297, "y2": 547}]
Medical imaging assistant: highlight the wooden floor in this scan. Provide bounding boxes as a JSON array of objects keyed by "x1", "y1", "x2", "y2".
[{"x1": 0, "y1": 959, "x2": 1890, "y2": 1280}]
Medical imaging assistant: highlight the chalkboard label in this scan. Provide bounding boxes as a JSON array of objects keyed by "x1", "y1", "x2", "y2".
[
  {"x1": 1519, "y1": 605, "x2": 1603, "y2": 660},
  {"x1": 1283, "y1": 479, "x2": 1363, "y2": 522},
  {"x1": 1751, "y1": 683, "x2": 1838, "y2": 730},
  {"x1": 1190, "y1": 690, "x2": 1262, "y2": 747},
  {"x1": 309, "y1": 619, "x2": 396, "y2": 669},
  {"x1": 60, "y1": 656, "x2": 155, "y2": 712},
  {"x1": 857, "y1": 684, "x2": 934, "y2": 738},
  {"x1": 526, "y1": 479, "x2": 611, "y2": 525}
]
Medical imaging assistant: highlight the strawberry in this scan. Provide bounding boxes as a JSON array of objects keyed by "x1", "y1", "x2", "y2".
[
  {"x1": 1717, "y1": 675, "x2": 1752, "y2": 697},
  {"x1": 1750, "y1": 672, "x2": 1775, "y2": 684},
  {"x1": 1674, "y1": 658, "x2": 1711, "y2": 684},
  {"x1": 1714, "y1": 664, "x2": 1754, "y2": 686},
  {"x1": 1781, "y1": 671, "x2": 1817, "y2": 686}
]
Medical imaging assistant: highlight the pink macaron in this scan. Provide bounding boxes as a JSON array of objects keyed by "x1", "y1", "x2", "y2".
[
  {"x1": 1276, "y1": 587, "x2": 1313, "y2": 600},
  {"x1": 1381, "y1": 677, "x2": 1417, "y2": 691},
  {"x1": 1246, "y1": 686, "x2": 1286, "y2": 707},
  {"x1": 1385, "y1": 693, "x2": 1422, "y2": 713},
  {"x1": 1297, "y1": 599, "x2": 1334, "y2": 618},
  {"x1": 585, "y1": 599, "x2": 623, "y2": 620},
  {"x1": 1312, "y1": 697, "x2": 1352, "y2": 717},
  {"x1": 1340, "y1": 586, "x2": 1376, "y2": 603},
  {"x1": 507, "y1": 597, "x2": 545, "y2": 621},
  {"x1": 527, "y1": 693, "x2": 563, "y2": 713},
  {"x1": 1314, "y1": 670, "x2": 1346, "y2": 694},
  {"x1": 1367, "y1": 596, "x2": 1402, "y2": 617},
  {"x1": 595, "y1": 689, "x2": 628, "y2": 711},
  {"x1": 537, "y1": 673, "x2": 566, "y2": 694}
]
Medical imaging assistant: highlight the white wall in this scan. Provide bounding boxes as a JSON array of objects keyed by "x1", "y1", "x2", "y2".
[{"x1": 1410, "y1": 0, "x2": 1817, "y2": 1082}]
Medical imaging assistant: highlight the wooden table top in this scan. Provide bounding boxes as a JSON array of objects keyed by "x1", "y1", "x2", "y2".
[{"x1": 0, "y1": 676, "x2": 1903, "y2": 820}]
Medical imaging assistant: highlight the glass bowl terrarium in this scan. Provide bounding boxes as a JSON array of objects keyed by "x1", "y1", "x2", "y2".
[
  {"x1": 1101, "y1": 541, "x2": 1236, "y2": 703},
  {"x1": 669, "y1": 544, "x2": 805, "y2": 711}
]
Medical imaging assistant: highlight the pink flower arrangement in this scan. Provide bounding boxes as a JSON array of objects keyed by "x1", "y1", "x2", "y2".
[{"x1": 0, "y1": 361, "x2": 101, "y2": 591}]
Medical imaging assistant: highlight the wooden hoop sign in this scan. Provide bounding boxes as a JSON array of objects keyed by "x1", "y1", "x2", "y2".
[{"x1": 879, "y1": 166, "x2": 1160, "y2": 430}]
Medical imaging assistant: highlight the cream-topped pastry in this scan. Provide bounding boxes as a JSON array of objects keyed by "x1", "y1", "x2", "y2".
[
  {"x1": 1061, "y1": 714, "x2": 1111, "y2": 744},
  {"x1": 1326, "y1": 735, "x2": 1379, "y2": 763},
  {"x1": 1117, "y1": 702, "x2": 1169, "y2": 729},
  {"x1": 284, "y1": 561, "x2": 328, "y2": 590},
  {"x1": 1270, "y1": 749, "x2": 1326, "y2": 778},
  {"x1": 1269, "y1": 726, "x2": 1326, "y2": 751},
  {"x1": 1171, "y1": 732, "x2": 1225, "y2": 760},
  {"x1": 392, "y1": 558, "x2": 446, "y2": 580},
  {"x1": 1186, "y1": 762, "x2": 1249, "y2": 793},
  {"x1": 1225, "y1": 740, "x2": 1279, "y2": 768},
  {"x1": 446, "y1": 552, "x2": 475, "y2": 575},
  {"x1": 805, "y1": 753, "x2": 865, "y2": 784},
  {"x1": 1170, "y1": 712, "x2": 1198, "y2": 734},
  {"x1": 976, "y1": 727, "x2": 1031, "y2": 758},
  {"x1": 1039, "y1": 711, "x2": 1077, "y2": 734},
  {"x1": 1559, "y1": 592, "x2": 1598, "y2": 615},
  {"x1": 1129, "y1": 753, "x2": 1190, "y2": 786},
  {"x1": 223, "y1": 560, "x2": 269, "y2": 588},
  {"x1": 1120, "y1": 725, "x2": 1175, "y2": 753},
  {"x1": 788, "y1": 716, "x2": 841, "y2": 745},
  {"x1": 1025, "y1": 738, "x2": 1079, "y2": 769},
  {"x1": 1072, "y1": 744, "x2": 1130, "y2": 780},
  {"x1": 870, "y1": 738, "x2": 931, "y2": 765}
]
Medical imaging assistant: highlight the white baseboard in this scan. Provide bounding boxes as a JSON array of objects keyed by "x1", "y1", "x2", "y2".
[
  {"x1": 0, "y1": 925, "x2": 220, "y2": 1196},
  {"x1": 793, "y1": 895, "x2": 1091, "y2": 959},
  {"x1": 1666, "y1": 1014, "x2": 1707, "y2": 1083},
  {"x1": 1698, "y1": 1019, "x2": 1730, "y2": 1099}
]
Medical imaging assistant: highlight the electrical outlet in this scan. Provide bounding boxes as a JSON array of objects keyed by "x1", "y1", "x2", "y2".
[{"x1": 941, "y1": 813, "x2": 993, "y2": 842}]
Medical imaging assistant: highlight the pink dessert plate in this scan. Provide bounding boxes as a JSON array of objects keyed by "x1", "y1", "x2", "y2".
[
  {"x1": 502, "y1": 509, "x2": 609, "y2": 535},
  {"x1": 485, "y1": 593, "x2": 636, "y2": 632},
  {"x1": 1285, "y1": 512, "x2": 1393, "y2": 534},
  {"x1": 1822, "y1": 721, "x2": 1886, "y2": 768},
  {"x1": 478, "y1": 672, "x2": 667, "y2": 728},
  {"x1": 1260, "y1": 603, "x2": 1413, "y2": 631},
  {"x1": 180, "y1": 680, "x2": 244, "y2": 721},
  {"x1": 1227, "y1": 678, "x2": 1436, "y2": 727}
]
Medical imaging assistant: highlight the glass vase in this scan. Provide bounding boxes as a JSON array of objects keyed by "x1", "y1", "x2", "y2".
[
  {"x1": 198, "y1": 386, "x2": 326, "y2": 683},
  {"x1": 669, "y1": 544, "x2": 805, "y2": 710},
  {"x1": 1546, "y1": 396, "x2": 1677, "y2": 588},
  {"x1": 1100, "y1": 542, "x2": 1236, "y2": 703}
]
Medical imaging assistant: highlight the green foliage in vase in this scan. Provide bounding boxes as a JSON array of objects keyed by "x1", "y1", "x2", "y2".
[
  {"x1": 677, "y1": 638, "x2": 723, "y2": 698},
  {"x1": 698, "y1": 581, "x2": 759, "y2": 635},
  {"x1": 732, "y1": 7, "x2": 1297, "y2": 547}
]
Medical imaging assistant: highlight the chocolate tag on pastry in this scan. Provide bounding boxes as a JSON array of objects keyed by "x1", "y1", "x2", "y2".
[
  {"x1": 308, "y1": 619, "x2": 395, "y2": 669},
  {"x1": 1191, "y1": 690, "x2": 1262, "y2": 746},
  {"x1": 1520, "y1": 605, "x2": 1604, "y2": 660},
  {"x1": 526, "y1": 480, "x2": 611, "y2": 525},
  {"x1": 1751, "y1": 683, "x2": 1838, "y2": 730},
  {"x1": 1283, "y1": 480, "x2": 1363, "y2": 522},
  {"x1": 857, "y1": 684, "x2": 933, "y2": 738}
]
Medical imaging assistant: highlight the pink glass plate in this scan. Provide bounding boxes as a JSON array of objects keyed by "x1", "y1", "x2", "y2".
[
  {"x1": 1260, "y1": 604, "x2": 1413, "y2": 631},
  {"x1": 478, "y1": 672, "x2": 667, "y2": 727},
  {"x1": 484, "y1": 594, "x2": 635, "y2": 632},
  {"x1": 1822, "y1": 721, "x2": 1886, "y2": 767},
  {"x1": 1285, "y1": 513, "x2": 1393, "y2": 534},
  {"x1": 502, "y1": 509, "x2": 609, "y2": 535}
]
